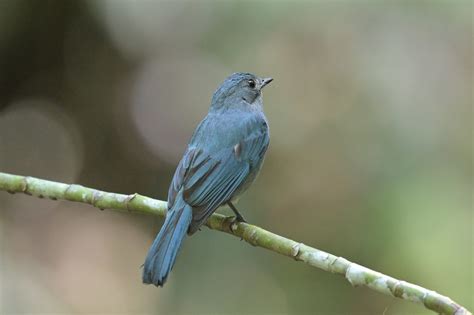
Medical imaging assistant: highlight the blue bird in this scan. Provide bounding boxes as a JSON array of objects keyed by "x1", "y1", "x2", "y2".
[{"x1": 142, "y1": 73, "x2": 272, "y2": 286}]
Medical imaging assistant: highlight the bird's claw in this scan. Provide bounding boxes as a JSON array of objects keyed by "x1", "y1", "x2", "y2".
[
  {"x1": 235, "y1": 214, "x2": 247, "y2": 223},
  {"x1": 228, "y1": 215, "x2": 246, "y2": 231}
]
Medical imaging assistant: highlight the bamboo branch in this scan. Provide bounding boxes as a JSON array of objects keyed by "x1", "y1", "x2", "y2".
[{"x1": 0, "y1": 171, "x2": 470, "y2": 315}]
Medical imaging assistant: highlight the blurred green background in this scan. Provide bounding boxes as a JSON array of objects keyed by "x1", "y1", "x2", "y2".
[{"x1": 0, "y1": 0, "x2": 472, "y2": 314}]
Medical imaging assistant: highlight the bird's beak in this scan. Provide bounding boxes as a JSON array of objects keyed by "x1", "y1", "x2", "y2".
[{"x1": 260, "y1": 77, "x2": 273, "y2": 89}]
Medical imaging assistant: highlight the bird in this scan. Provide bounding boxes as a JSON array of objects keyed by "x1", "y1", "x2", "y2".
[{"x1": 142, "y1": 72, "x2": 272, "y2": 287}]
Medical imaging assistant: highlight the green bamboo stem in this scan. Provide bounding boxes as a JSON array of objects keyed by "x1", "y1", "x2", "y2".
[{"x1": 0, "y1": 171, "x2": 470, "y2": 315}]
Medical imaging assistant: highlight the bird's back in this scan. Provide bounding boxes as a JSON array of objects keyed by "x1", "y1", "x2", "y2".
[
  {"x1": 189, "y1": 108, "x2": 268, "y2": 155},
  {"x1": 168, "y1": 108, "x2": 269, "y2": 233}
]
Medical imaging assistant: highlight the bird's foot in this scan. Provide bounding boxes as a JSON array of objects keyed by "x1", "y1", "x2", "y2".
[
  {"x1": 227, "y1": 215, "x2": 247, "y2": 240},
  {"x1": 227, "y1": 201, "x2": 247, "y2": 223},
  {"x1": 227, "y1": 215, "x2": 246, "y2": 227},
  {"x1": 234, "y1": 213, "x2": 247, "y2": 223}
]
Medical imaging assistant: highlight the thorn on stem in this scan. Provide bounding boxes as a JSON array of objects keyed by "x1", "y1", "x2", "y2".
[
  {"x1": 22, "y1": 177, "x2": 30, "y2": 193},
  {"x1": 291, "y1": 243, "x2": 302, "y2": 259},
  {"x1": 125, "y1": 193, "x2": 138, "y2": 212},
  {"x1": 91, "y1": 190, "x2": 103, "y2": 209}
]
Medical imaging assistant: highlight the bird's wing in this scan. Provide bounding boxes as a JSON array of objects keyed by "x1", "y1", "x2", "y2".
[{"x1": 167, "y1": 119, "x2": 269, "y2": 233}]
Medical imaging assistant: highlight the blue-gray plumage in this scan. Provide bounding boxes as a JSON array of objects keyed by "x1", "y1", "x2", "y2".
[{"x1": 142, "y1": 72, "x2": 272, "y2": 286}]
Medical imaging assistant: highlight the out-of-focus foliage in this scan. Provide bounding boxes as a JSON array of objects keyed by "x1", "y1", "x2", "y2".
[{"x1": 0, "y1": 1, "x2": 471, "y2": 314}]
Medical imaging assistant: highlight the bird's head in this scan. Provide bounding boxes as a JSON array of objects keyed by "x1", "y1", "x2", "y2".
[{"x1": 210, "y1": 73, "x2": 273, "y2": 111}]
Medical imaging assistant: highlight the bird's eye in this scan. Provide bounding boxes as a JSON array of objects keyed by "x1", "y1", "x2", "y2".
[{"x1": 248, "y1": 79, "x2": 256, "y2": 89}]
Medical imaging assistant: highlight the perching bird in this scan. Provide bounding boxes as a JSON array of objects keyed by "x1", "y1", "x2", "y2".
[{"x1": 142, "y1": 72, "x2": 272, "y2": 286}]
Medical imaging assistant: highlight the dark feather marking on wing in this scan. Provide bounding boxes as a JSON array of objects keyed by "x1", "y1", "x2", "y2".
[
  {"x1": 168, "y1": 148, "x2": 220, "y2": 208},
  {"x1": 195, "y1": 164, "x2": 249, "y2": 221},
  {"x1": 168, "y1": 148, "x2": 196, "y2": 208},
  {"x1": 186, "y1": 151, "x2": 236, "y2": 204},
  {"x1": 183, "y1": 159, "x2": 220, "y2": 201},
  {"x1": 188, "y1": 163, "x2": 249, "y2": 232}
]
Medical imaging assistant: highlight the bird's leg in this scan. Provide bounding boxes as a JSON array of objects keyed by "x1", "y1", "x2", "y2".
[{"x1": 227, "y1": 201, "x2": 247, "y2": 223}]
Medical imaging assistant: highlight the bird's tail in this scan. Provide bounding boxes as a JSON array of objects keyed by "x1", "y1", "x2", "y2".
[{"x1": 142, "y1": 193, "x2": 192, "y2": 286}]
